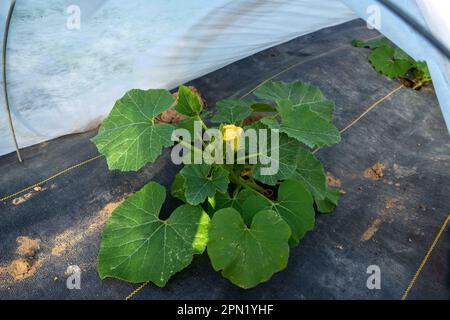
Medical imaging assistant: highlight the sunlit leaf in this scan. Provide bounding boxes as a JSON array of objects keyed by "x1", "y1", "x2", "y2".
[
  {"x1": 175, "y1": 85, "x2": 203, "y2": 116},
  {"x1": 91, "y1": 89, "x2": 175, "y2": 171},
  {"x1": 171, "y1": 173, "x2": 187, "y2": 203},
  {"x1": 98, "y1": 182, "x2": 210, "y2": 286}
]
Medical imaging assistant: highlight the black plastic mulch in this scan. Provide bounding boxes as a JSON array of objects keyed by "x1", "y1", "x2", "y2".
[{"x1": 0, "y1": 19, "x2": 449, "y2": 299}]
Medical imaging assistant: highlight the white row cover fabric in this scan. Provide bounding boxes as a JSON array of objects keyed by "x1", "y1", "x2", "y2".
[
  {"x1": 0, "y1": 0, "x2": 449, "y2": 157},
  {"x1": 0, "y1": 0, "x2": 356, "y2": 156}
]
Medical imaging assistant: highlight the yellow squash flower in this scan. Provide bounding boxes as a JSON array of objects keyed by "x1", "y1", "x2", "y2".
[{"x1": 223, "y1": 124, "x2": 243, "y2": 151}]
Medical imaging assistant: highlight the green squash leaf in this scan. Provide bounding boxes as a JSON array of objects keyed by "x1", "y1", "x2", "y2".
[
  {"x1": 393, "y1": 47, "x2": 414, "y2": 62},
  {"x1": 91, "y1": 89, "x2": 175, "y2": 171},
  {"x1": 171, "y1": 173, "x2": 187, "y2": 202},
  {"x1": 315, "y1": 186, "x2": 341, "y2": 214},
  {"x1": 211, "y1": 99, "x2": 254, "y2": 124},
  {"x1": 242, "y1": 180, "x2": 315, "y2": 246},
  {"x1": 254, "y1": 80, "x2": 335, "y2": 121},
  {"x1": 175, "y1": 85, "x2": 203, "y2": 117},
  {"x1": 275, "y1": 100, "x2": 340, "y2": 148},
  {"x1": 414, "y1": 61, "x2": 431, "y2": 79},
  {"x1": 292, "y1": 148, "x2": 327, "y2": 200},
  {"x1": 368, "y1": 46, "x2": 414, "y2": 78},
  {"x1": 207, "y1": 208, "x2": 291, "y2": 289},
  {"x1": 249, "y1": 123, "x2": 300, "y2": 186},
  {"x1": 180, "y1": 164, "x2": 230, "y2": 205},
  {"x1": 98, "y1": 181, "x2": 210, "y2": 286},
  {"x1": 210, "y1": 189, "x2": 254, "y2": 214},
  {"x1": 352, "y1": 37, "x2": 391, "y2": 49}
]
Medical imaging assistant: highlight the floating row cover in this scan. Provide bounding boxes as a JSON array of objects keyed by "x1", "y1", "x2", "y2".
[{"x1": 0, "y1": 0, "x2": 449, "y2": 156}]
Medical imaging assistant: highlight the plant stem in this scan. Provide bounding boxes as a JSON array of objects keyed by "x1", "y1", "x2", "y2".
[
  {"x1": 196, "y1": 114, "x2": 208, "y2": 131},
  {"x1": 228, "y1": 171, "x2": 273, "y2": 203}
]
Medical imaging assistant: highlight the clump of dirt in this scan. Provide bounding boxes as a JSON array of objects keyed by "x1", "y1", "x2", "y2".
[
  {"x1": 326, "y1": 172, "x2": 342, "y2": 188},
  {"x1": 16, "y1": 236, "x2": 41, "y2": 257},
  {"x1": 360, "y1": 219, "x2": 383, "y2": 242},
  {"x1": 8, "y1": 259, "x2": 32, "y2": 280},
  {"x1": 384, "y1": 198, "x2": 399, "y2": 209},
  {"x1": 156, "y1": 86, "x2": 206, "y2": 124},
  {"x1": 156, "y1": 107, "x2": 187, "y2": 124},
  {"x1": 363, "y1": 162, "x2": 385, "y2": 180},
  {"x1": 1, "y1": 198, "x2": 126, "y2": 287},
  {"x1": 11, "y1": 186, "x2": 47, "y2": 205},
  {"x1": 360, "y1": 197, "x2": 405, "y2": 241},
  {"x1": 0, "y1": 236, "x2": 43, "y2": 282},
  {"x1": 12, "y1": 193, "x2": 33, "y2": 205}
]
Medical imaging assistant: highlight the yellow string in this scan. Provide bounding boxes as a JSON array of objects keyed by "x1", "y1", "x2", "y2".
[
  {"x1": 339, "y1": 85, "x2": 404, "y2": 134},
  {"x1": 311, "y1": 85, "x2": 404, "y2": 155},
  {"x1": 0, "y1": 155, "x2": 102, "y2": 202},
  {"x1": 124, "y1": 281, "x2": 149, "y2": 301},
  {"x1": 401, "y1": 214, "x2": 450, "y2": 300}
]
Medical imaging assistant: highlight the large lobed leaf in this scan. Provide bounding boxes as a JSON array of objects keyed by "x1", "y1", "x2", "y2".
[
  {"x1": 175, "y1": 85, "x2": 203, "y2": 117},
  {"x1": 254, "y1": 80, "x2": 335, "y2": 122},
  {"x1": 246, "y1": 121, "x2": 300, "y2": 186},
  {"x1": 275, "y1": 100, "x2": 340, "y2": 148},
  {"x1": 180, "y1": 164, "x2": 230, "y2": 205},
  {"x1": 92, "y1": 89, "x2": 175, "y2": 171},
  {"x1": 211, "y1": 99, "x2": 254, "y2": 124},
  {"x1": 209, "y1": 188, "x2": 254, "y2": 215},
  {"x1": 207, "y1": 208, "x2": 291, "y2": 289},
  {"x1": 368, "y1": 46, "x2": 414, "y2": 78},
  {"x1": 292, "y1": 148, "x2": 327, "y2": 200},
  {"x1": 242, "y1": 179, "x2": 315, "y2": 246},
  {"x1": 98, "y1": 182, "x2": 210, "y2": 286}
]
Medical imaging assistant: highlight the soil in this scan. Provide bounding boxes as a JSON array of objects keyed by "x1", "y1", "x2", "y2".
[
  {"x1": 0, "y1": 198, "x2": 125, "y2": 285},
  {"x1": 156, "y1": 86, "x2": 206, "y2": 124},
  {"x1": 243, "y1": 112, "x2": 268, "y2": 126},
  {"x1": 16, "y1": 236, "x2": 41, "y2": 257},
  {"x1": 0, "y1": 237, "x2": 43, "y2": 281},
  {"x1": 360, "y1": 197, "x2": 404, "y2": 241},
  {"x1": 51, "y1": 197, "x2": 125, "y2": 256},
  {"x1": 12, "y1": 186, "x2": 46, "y2": 205},
  {"x1": 326, "y1": 172, "x2": 342, "y2": 188},
  {"x1": 363, "y1": 162, "x2": 385, "y2": 180}
]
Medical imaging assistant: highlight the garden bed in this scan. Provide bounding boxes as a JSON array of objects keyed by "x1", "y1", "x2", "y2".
[{"x1": 0, "y1": 19, "x2": 448, "y2": 299}]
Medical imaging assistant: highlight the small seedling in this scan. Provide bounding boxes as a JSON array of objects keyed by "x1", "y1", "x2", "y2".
[{"x1": 352, "y1": 37, "x2": 432, "y2": 89}]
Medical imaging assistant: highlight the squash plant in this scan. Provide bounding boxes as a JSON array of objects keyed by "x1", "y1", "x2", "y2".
[
  {"x1": 352, "y1": 37, "x2": 432, "y2": 89},
  {"x1": 91, "y1": 80, "x2": 341, "y2": 289}
]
